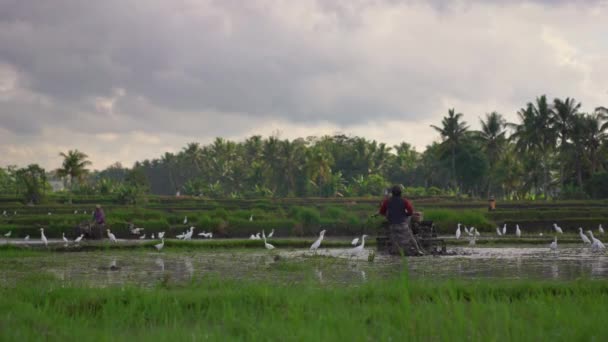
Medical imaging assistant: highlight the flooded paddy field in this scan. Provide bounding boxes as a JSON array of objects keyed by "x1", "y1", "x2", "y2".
[{"x1": 2, "y1": 243, "x2": 607, "y2": 287}]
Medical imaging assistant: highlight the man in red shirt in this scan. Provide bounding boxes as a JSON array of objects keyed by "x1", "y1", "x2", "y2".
[{"x1": 378, "y1": 185, "x2": 424, "y2": 256}]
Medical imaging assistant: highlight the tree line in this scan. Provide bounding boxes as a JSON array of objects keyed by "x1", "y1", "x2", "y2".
[{"x1": 1, "y1": 95, "x2": 607, "y2": 202}]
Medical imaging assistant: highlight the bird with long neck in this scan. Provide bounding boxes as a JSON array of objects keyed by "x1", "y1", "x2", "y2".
[
  {"x1": 262, "y1": 230, "x2": 275, "y2": 250},
  {"x1": 587, "y1": 231, "x2": 606, "y2": 251},
  {"x1": 107, "y1": 229, "x2": 117, "y2": 243},
  {"x1": 350, "y1": 235, "x2": 368, "y2": 254},
  {"x1": 579, "y1": 228, "x2": 591, "y2": 244},
  {"x1": 310, "y1": 230, "x2": 326, "y2": 251},
  {"x1": 40, "y1": 228, "x2": 48, "y2": 247}
]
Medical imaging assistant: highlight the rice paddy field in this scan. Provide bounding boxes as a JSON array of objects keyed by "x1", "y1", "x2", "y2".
[{"x1": 1, "y1": 196, "x2": 608, "y2": 341}]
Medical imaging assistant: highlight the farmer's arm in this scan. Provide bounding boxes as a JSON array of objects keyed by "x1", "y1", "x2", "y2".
[
  {"x1": 404, "y1": 199, "x2": 414, "y2": 217},
  {"x1": 379, "y1": 199, "x2": 388, "y2": 216}
]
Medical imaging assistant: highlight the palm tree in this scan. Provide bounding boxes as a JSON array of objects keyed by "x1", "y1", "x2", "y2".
[
  {"x1": 552, "y1": 97, "x2": 581, "y2": 185},
  {"x1": 56, "y1": 150, "x2": 92, "y2": 203},
  {"x1": 475, "y1": 112, "x2": 507, "y2": 196},
  {"x1": 431, "y1": 108, "x2": 469, "y2": 189},
  {"x1": 508, "y1": 96, "x2": 556, "y2": 198}
]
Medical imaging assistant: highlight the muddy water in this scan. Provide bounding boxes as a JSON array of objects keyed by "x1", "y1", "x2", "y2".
[{"x1": 1, "y1": 245, "x2": 607, "y2": 287}]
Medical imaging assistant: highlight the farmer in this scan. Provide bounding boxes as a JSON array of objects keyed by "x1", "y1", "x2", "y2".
[
  {"x1": 378, "y1": 185, "x2": 425, "y2": 256},
  {"x1": 92, "y1": 204, "x2": 106, "y2": 226}
]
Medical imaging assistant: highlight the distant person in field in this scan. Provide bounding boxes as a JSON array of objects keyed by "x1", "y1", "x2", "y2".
[
  {"x1": 93, "y1": 204, "x2": 106, "y2": 226},
  {"x1": 378, "y1": 185, "x2": 424, "y2": 256}
]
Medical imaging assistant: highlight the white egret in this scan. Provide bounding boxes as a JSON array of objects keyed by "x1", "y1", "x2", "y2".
[
  {"x1": 464, "y1": 226, "x2": 470, "y2": 235},
  {"x1": 1, "y1": 210, "x2": 6, "y2": 216},
  {"x1": 469, "y1": 228, "x2": 476, "y2": 246},
  {"x1": 74, "y1": 210, "x2": 78, "y2": 214},
  {"x1": 3, "y1": 231, "x2": 11, "y2": 238},
  {"x1": 550, "y1": 236, "x2": 558, "y2": 251},
  {"x1": 151, "y1": 233, "x2": 155, "y2": 239},
  {"x1": 158, "y1": 232, "x2": 165, "y2": 239},
  {"x1": 310, "y1": 230, "x2": 326, "y2": 251},
  {"x1": 475, "y1": 228, "x2": 480, "y2": 237},
  {"x1": 455, "y1": 224, "x2": 461, "y2": 240},
  {"x1": 351, "y1": 237, "x2": 359, "y2": 246},
  {"x1": 24, "y1": 235, "x2": 30, "y2": 241},
  {"x1": 579, "y1": 228, "x2": 591, "y2": 244},
  {"x1": 155, "y1": 238, "x2": 165, "y2": 252},
  {"x1": 515, "y1": 225, "x2": 521, "y2": 238},
  {"x1": 84, "y1": 210, "x2": 87, "y2": 214},
  {"x1": 262, "y1": 230, "x2": 275, "y2": 250},
  {"x1": 254, "y1": 232, "x2": 261, "y2": 240},
  {"x1": 183, "y1": 216, "x2": 188, "y2": 224},
  {"x1": 130, "y1": 226, "x2": 144, "y2": 235},
  {"x1": 249, "y1": 234, "x2": 256, "y2": 240},
  {"x1": 496, "y1": 227, "x2": 502, "y2": 236},
  {"x1": 107, "y1": 229, "x2": 117, "y2": 243},
  {"x1": 587, "y1": 231, "x2": 606, "y2": 251},
  {"x1": 176, "y1": 232, "x2": 186, "y2": 239},
  {"x1": 48, "y1": 212, "x2": 52, "y2": 216},
  {"x1": 539, "y1": 233, "x2": 544, "y2": 237},
  {"x1": 40, "y1": 228, "x2": 48, "y2": 247},
  {"x1": 553, "y1": 223, "x2": 563, "y2": 234},
  {"x1": 184, "y1": 227, "x2": 195, "y2": 240},
  {"x1": 267, "y1": 229, "x2": 274, "y2": 238},
  {"x1": 139, "y1": 234, "x2": 146, "y2": 240},
  {"x1": 350, "y1": 235, "x2": 368, "y2": 255},
  {"x1": 599, "y1": 224, "x2": 605, "y2": 234},
  {"x1": 74, "y1": 234, "x2": 83, "y2": 243},
  {"x1": 502, "y1": 224, "x2": 507, "y2": 235},
  {"x1": 249, "y1": 214, "x2": 253, "y2": 222},
  {"x1": 62, "y1": 233, "x2": 69, "y2": 244}
]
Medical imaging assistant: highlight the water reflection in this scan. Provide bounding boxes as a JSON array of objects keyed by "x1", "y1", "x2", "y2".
[{"x1": 1, "y1": 245, "x2": 608, "y2": 287}]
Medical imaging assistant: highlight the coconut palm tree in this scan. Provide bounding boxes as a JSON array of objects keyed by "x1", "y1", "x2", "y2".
[
  {"x1": 474, "y1": 112, "x2": 507, "y2": 196},
  {"x1": 552, "y1": 97, "x2": 581, "y2": 186},
  {"x1": 56, "y1": 150, "x2": 92, "y2": 203},
  {"x1": 431, "y1": 108, "x2": 469, "y2": 189}
]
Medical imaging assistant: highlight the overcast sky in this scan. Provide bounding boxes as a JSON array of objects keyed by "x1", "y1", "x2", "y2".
[{"x1": 1, "y1": 0, "x2": 607, "y2": 170}]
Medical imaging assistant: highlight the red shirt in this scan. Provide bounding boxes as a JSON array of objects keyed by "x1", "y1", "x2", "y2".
[{"x1": 379, "y1": 198, "x2": 414, "y2": 217}]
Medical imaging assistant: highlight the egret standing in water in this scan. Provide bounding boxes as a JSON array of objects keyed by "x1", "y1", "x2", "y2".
[
  {"x1": 587, "y1": 231, "x2": 606, "y2": 252},
  {"x1": 74, "y1": 234, "x2": 84, "y2": 243},
  {"x1": 502, "y1": 224, "x2": 507, "y2": 235},
  {"x1": 515, "y1": 225, "x2": 521, "y2": 238},
  {"x1": 267, "y1": 229, "x2": 274, "y2": 238},
  {"x1": 262, "y1": 230, "x2": 275, "y2": 250},
  {"x1": 599, "y1": 224, "x2": 605, "y2": 235},
  {"x1": 24, "y1": 235, "x2": 30, "y2": 241},
  {"x1": 455, "y1": 224, "x2": 461, "y2": 240},
  {"x1": 496, "y1": 227, "x2": 502, "y2": 236},
  {"x1": 62, "y1": 233, "x2": 69, "y2": 245},
  {"x1": 469, "y1": 228, "x2": 476, "y2": 246},
  {"x1": 310, "y1": 230, "x2": 326, "y2": 251},
  {"x1": 107, "y1": 229, "x2": 117, "y2": 243},
  {"x1": 550, "y1": 236, "x2": 558, "y2": 251},
  {"x1": 553, "y1": 223, "x2": 563, "y2": 234},
  {"x1": 579, "y1": 228, "x2": 591, "y2": 244},
  {"x1": 155, "y1": 238, "x2": 164, "y2": 252},
  {"x1": 183, "y1": 216, "x2": 188, "y2": 224},
  {"x1": 350, "y1": 235, "x2": 368, "y2": 255},
  {"x1": 40, "y1": 228, "x2": 48, "y2": 247},
  {"x1": 3, "y1": 231, "x2": 11, "y2": 238},
  {"x1": 351, "y1": 237, "x2": 359, "y2": 246}
]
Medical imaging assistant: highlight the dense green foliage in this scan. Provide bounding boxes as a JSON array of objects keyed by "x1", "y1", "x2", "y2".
[
  {"x1": 1, "y1": 96, "x2": 606, "y2": 200},
  {"x1": 1, "y1": 273, "x2": 607, "y2": 341}
]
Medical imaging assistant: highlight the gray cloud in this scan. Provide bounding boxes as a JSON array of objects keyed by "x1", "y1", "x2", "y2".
[{"x1": 0, "y1": 0, "x2": 607, "y2": 168}]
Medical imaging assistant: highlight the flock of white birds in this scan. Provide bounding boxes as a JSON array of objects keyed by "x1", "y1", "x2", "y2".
[
  {"x1": 454, "y1": 222, "x2": 606, "y2": 252},
  {"x1": 2, "y1": 213, "x2": 369, "y2": 255}
]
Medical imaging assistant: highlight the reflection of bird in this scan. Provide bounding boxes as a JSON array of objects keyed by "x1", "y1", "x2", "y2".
[
  {"x1": 263, "y1": 230, "x2": 275, "y2": 250},
  {"x1": 469, "y1": 228, "x2": 476, "y2": 246},
  {"x1": 155, "y1": 257, "x2": 165, "y2": 271},
  {"x1": 310, "y1": 230, "x2": 326, "y2": 251},
  {"x1": 107, "y1": 229, "x2": 117, "y2": 243},
  {"x1": 516, "y1": 225, "x2": 521, "y2": 238},
  {"x1": 550, "y1": 236, "x2": 558, "y2": 251},
  {"x1": 496, "y1": 227, "x2": 502, "y2": 236},
  {"x1": 579, "y1": 228, "x2": 591, "y2": 244},
  {"x1": 351, "y1": 237, "x2": 359, "y2": 246},
  {"x1": 587, "y1": 231, "x2": 606, "y2": 251},
  {"x1": 155, "y1": 238, "x2": 164, "y2": 251},
  {"x1": 553, "y1": 223, "x2": 563, "y2": 234},
  {"x1": 455, "y1": 224, "x2": 461, "y2": 240},
  {"x1": 40, "y1": 228, "x2": 48, "y2": 247},
  {"x1": 350, "y1": 235, "x2": 368, "y2": 254}
]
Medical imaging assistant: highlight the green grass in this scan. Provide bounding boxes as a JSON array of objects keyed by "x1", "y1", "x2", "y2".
[{"x1": 1, "y1": 273, "x2": 607, "y2": 341}]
